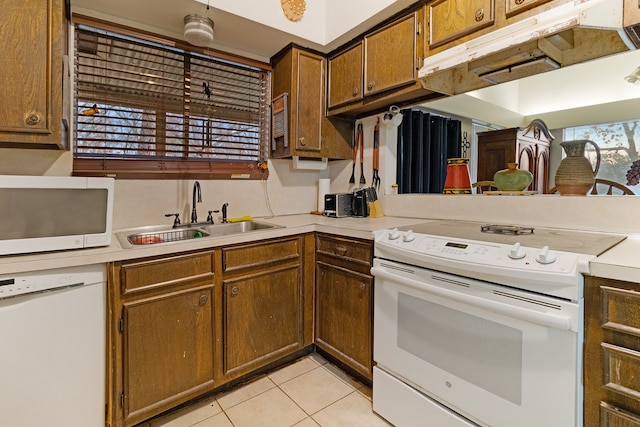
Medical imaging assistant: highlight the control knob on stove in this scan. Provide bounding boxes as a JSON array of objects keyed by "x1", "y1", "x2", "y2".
[
  {"x1": 403, "y1": 230, "x2": 416, "y2": 242},
  {"x1": 508, "y1": 242, "x2": 526, "y2": 259},
  {"x1": 388, "y1": 228, "x2": 400, "y2": 240},
  {"x1": 536, "y1": 246, "x2": 557, "y2": 264}
]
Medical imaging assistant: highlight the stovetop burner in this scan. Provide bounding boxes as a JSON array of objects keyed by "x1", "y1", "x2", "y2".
[{"x1": 481, "y1": 224, "x2": 535, "y2": 235}]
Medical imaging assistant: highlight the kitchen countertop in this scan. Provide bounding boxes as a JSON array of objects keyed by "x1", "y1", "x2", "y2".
[
  {"x1": 0, "y1": 215, "x2": 427, "y2": 276},
  {"x1": 589, "y1": 235, "x2": 640, "y2": 283},
  {"x1": 0, "y1": 214, "x2": 637, "y2": 283}
]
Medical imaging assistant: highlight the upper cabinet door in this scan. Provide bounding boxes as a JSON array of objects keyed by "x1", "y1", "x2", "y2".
[
  {"x1": 364, "y1": 13, "x2": 418, "y2": 97},
  {"x1": 429, "y1": 0, "x2": 495, "y2": 48},
  {"x1": 294, "y1": 50, "x2": 324, "y2": 152},
  {"x1": 505, "y1": 0, "x2": 554, "y2": 18},
  {"x1": 0, "y1": 0, "x2": 65, "y2": 148},
  {"x1": 328, "y1": 42, "x2": 363, "y2": 109}
]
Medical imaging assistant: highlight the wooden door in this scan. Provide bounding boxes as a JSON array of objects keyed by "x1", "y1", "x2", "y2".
[
  {"x1": 316, "y1": 262, "x2": 373, "y2": 380},
  {"x1": 505, "y1": 0, "x2": 554, "y2": 18},
  {"x1": 222, "y1": 265, "x2": 302, "y2": 376},
  {"x1": 294, "y1": 49, "x2": 323, "y2": 152},
  {"x1": 429, "y1": 0, "x2": 495, "y2": 48},
  {"x1": 328, "y1": 43, "x2": 363, "y2": 109},
  {"x1": 364, "y1": 13, "x2": 418, "y2": 96},
  {"x1": 122, "y1": 286, "x2": 214, "y2": 425},
  {"x1": 0, "y1": 0, "x2": 64, "y2": 147}
]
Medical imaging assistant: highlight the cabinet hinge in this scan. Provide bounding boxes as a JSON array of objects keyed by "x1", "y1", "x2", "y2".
[
  {"x1": 119, "y1": 317, "x2": 124, "y2": 333},
  {"x1": 416, "y1": 21, "x2": 421, "y2": 35},
  {"x1": 120, "y1": 391, "x2": 125, "y2": 408}
]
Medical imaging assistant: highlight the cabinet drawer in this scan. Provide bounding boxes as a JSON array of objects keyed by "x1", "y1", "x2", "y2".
[
  {"x1": 316, "y1": 235, "x2": 372, "y2": 265},
  {"x1": 600, "y1": 401, "x2": 640, "y2": 426},
  {"x1": 602, "y1": 285, "x2": 640, "y2": 337},
  {"x1": 222, "y1": 237, "x2": 302, "y2": 273},
  {"x1": 120, "y1": 252, "x2": 214, "y2": 294},
  {"x1": 602, "y1": 343, "x2": 640, "y2": 401}
]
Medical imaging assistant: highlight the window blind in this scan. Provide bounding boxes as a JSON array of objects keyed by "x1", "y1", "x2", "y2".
[{"x1": 73, "y1": 25, "x2": 270, "y2": 179}]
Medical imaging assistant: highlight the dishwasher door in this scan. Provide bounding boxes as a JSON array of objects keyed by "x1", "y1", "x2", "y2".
[{"x1": 0, "y1": 277, "x2": 105, "y2": 427}]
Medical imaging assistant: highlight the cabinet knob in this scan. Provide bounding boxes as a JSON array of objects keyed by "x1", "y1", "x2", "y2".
[
  {"x1": 515, "y1": 0, "x2": 525, "y2": 4},
  {"x1": 230, "y1": 286, "x2": 239, "y2": 296},
  {"x1": 352, "y1": 88, "x2": 359, "y2": 97},
  {"x1": 475, "y1": 8, "x2": 484, "y2": 22},
  {"x1": 359, "y1": 282, "x2": 366, "y2": 291},
  {"x1": 25, "y1": 113, "x2": 41, "y2": 126},
  {"x1": 367, "y1": 81, "x2": 375, "y2": 90},
  {"x1": 199, "y1": 295, "x2": 208, "y2": 305},
  {"x1": 299, "y1": 137, "x2": 306, "y2": 146}
]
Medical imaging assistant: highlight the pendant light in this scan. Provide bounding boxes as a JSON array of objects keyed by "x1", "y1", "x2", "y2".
[{"x1": 184, "y1": 1, "x2": 214, "y2": 47}]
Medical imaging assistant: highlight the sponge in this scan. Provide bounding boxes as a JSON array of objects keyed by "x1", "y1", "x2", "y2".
[{"x1": 228, "y1": 215, "x2": 253, "y2": 223}]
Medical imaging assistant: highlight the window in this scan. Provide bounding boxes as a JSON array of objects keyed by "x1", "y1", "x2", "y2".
[
  {"x1": 563, "y1": 119, "x2": 640, "y2": 193},
  {"x1": 73, "y1": 21, "x2": 270, "y2": 179}
]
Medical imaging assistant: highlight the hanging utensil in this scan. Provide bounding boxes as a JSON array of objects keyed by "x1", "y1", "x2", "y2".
[
  {"x1": 350, "y1": 123, "x2": 363, "y2": 184},
  {"x1": 373, "y1": 118, "x2": 381, "y2": 191},
  {"x1": 359, "y1": 123, "x2": 366, "y2": 185}
]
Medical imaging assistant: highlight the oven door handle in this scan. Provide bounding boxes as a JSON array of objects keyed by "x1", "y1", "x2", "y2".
[{"x1": 372, "y1": 267, "x2": 575, "y2": 331}]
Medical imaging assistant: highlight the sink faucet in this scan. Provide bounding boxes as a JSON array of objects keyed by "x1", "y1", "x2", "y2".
[
  {"x1": 221, "y1": 203, "x2": 229, "y2": 223},
  {"x1": 191, "y1": 181, "x2": 202, "y2": 223}
]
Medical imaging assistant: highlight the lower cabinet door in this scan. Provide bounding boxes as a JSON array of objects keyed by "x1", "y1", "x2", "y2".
[
  {"x1": 315, "y1": 261, "x2": 373, "y2": 380},
  {"x1": 222, "y1": 265, "x2": 303, "y2": 377},
  {"x1": 122, "y1": 286, "x2": 214, "y2": 426}
]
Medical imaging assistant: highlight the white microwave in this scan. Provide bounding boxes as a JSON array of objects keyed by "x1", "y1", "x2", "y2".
[{"x1": 0, "y1": 175, "x2": 114, "y2": 256}]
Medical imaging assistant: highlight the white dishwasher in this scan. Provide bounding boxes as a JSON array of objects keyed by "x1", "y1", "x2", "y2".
[{"x1": 0, "y1": 264, "x2": 106, "y2": 427}]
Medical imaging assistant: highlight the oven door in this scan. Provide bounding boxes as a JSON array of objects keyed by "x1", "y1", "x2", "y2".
[{"x1": 372, "y1": 259, "x2": 581, "y2": 427}]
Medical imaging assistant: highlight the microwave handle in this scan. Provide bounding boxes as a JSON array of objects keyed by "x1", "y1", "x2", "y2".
[{"x1": 371, "y1": 266, "x2": 574, "y2": 331}]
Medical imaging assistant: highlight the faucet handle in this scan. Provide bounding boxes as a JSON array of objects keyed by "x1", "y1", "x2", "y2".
[
  {"x1": 206, "y1": 210, "x2": 219, "y2": 224},
  {"x1": 164, "y1": 213, "x2": 181, "y2": 228}
]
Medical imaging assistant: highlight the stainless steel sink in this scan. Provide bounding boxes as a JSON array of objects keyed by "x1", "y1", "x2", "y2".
[
  {"x1": 116, "y1": 221, "x2": 281, "y2": 248},
  {"x1": 116, "y1": 225, "x2": 210, "y2": 248},
  {"x1": 203, "y1": 221, "x2": 282, "y2": 236}
]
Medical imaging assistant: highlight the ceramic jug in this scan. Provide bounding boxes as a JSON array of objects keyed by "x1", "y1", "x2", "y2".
[{"x1": 554, "y1": 140, "x2": 601, "y2": 196}]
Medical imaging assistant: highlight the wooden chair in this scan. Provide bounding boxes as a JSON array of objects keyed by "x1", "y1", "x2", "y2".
[
  {"x1": 547, "y1": 179, "x2": 634, "y2": 195},
  {"x1": 472, "y1": 180, "x2": 498, "y2": 194},
  {"x1": 591, "y1": 178, "x2": 634, "y2": 195}
]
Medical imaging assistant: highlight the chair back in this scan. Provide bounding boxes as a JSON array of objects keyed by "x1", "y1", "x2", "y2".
[{"x1": 472, "y1": 181, "x2": 498, "y2": 194}]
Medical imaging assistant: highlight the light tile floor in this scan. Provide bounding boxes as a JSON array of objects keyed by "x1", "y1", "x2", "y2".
[{"x1": 140, "y1": 353, "x2": 392, "y2": 427}]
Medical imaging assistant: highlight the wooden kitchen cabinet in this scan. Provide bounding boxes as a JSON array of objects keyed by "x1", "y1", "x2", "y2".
[
  {"x1": 328, "y1": 42, "x2": 363, "y2": 109},
  {"x1": 108, "y1": 251, "x2": 216, "y2": 427},
  {"x1": 315, "y1": 234, "x2": 374, "y2": 382},
  {"x1": 429, "y1": 0, "x2": 495, "y2": 48},
  {"x1": 270, "y1": 45, "x2": 352, "y2": 160},
  {"x1": 220, "y1": 235, "x2": 314, "y2": 381},
  {"x1": 476, "y1": 119, "x2": 554, "y2": 192},
  {"x1": 327, "y1": 5, "x2": 432, "y2": 118},
  {"x1": 0, "y1": 0, "x2": 67, "y2": 148},
  {"x1": 364, "y1": 12, "x2": 422, "y2": 97},
  {"x1": 505, "y1": 0, "x2": 554, "y2": 17},
  {"x1": 584, "y1": 275, "x2": 640, "y2": 427}
]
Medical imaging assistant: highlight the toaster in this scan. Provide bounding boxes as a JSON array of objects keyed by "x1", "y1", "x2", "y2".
[{"x1": 324, "y1": 193, "x2": 354, "y2": 217}]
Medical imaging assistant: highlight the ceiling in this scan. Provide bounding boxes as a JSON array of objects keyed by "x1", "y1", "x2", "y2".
[
  {"x1": 70, "y1": 0, "x2": 418, "y2": 61},
  {"x1": 70, "y1": 0, "x2": 640, "y2": 130}
]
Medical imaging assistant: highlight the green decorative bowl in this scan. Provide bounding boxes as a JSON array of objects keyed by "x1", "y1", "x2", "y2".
[{"x1": 493, "y1": 163, "x2": 533, "y2": 191}]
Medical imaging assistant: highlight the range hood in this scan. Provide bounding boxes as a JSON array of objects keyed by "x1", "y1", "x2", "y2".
[{"x1": 419, "y1": 0, "x2": 635, "y2": 96}]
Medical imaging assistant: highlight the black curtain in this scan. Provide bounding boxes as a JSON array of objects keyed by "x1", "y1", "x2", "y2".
[{"x1": 396, "y1": 109, "x2": 462, "y2": 194}]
